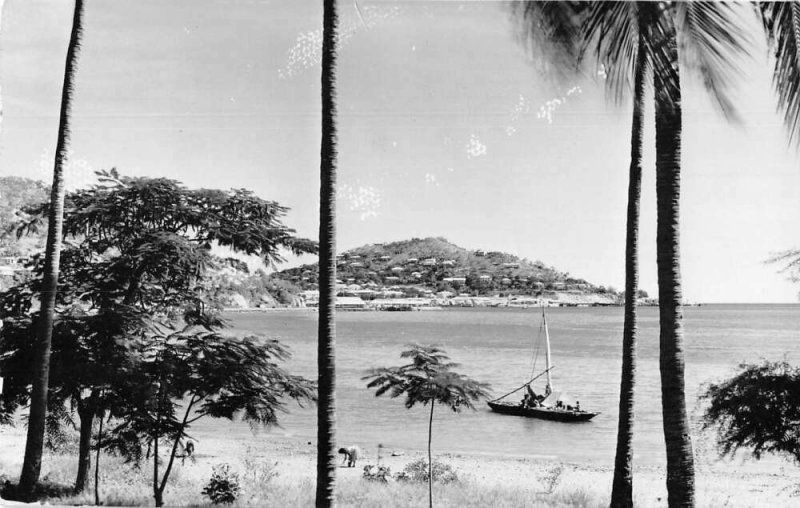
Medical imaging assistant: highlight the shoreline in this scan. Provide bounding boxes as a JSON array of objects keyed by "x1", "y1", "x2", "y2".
[{"x1": 1, "y1": 424, "x2": 796, "y2": 507}]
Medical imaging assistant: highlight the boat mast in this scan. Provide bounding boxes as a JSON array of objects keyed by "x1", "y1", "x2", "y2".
[{"x1": 542, "y1": 305, "x2": 553, "y2": 395}]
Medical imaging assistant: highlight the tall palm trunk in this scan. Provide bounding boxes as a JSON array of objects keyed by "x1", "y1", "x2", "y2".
[
  {"x1": 654, "y1": 30, "x2": 695, "y2": 508},
  {"x1": 610, "y1": 26, "x2": 647, "y2": 508},
  {"x1": 18, "y1": 0, "x2": 85, "y2": 496},
  {"x1": 316, "y1": 0, "x2": 338, "y2": 506}
]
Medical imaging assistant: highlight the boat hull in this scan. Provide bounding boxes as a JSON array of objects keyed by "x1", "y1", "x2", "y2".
[{"x1": 487, "y1": 401, "x2": 598, "y2": 422}]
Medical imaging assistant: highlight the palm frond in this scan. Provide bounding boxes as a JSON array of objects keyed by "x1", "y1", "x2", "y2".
[
  {"x1": 677, "y1": 1, "x2": 754, "y2": 123},
  {"x1": 509, "y1": 1, "x2": 587, "y2": 82},
  {"x1": 761, "y1": 2, "x2": 800, "y2": 144},
  {"x1": 583, "y1": 1, "x2": 641, "y2": 105}
]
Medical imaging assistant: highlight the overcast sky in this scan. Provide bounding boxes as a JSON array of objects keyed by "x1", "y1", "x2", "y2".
[{"x1": 1, "y1": 0, "x2": 798, "y2": 303}]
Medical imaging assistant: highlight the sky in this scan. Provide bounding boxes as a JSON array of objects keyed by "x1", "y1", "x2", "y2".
[{"x1": 0, "y1": 0, "x2": 798, "y2": 303}]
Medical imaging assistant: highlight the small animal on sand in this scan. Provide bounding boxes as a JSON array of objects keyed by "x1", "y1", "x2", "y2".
[{"x1": 338, "y1": 446, "x2": 360, "y2": 467}]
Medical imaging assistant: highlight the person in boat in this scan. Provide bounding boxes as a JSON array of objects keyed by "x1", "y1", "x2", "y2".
[
  {"x1": 525, "y1": 384, "x2": 539, "y2": 408},
  {"x1": 576, "y1": 401, "x2": 581, "y2": 412}
]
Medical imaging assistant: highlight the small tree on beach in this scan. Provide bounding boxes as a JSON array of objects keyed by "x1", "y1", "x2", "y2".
[
  {"x1": 100, "y1": 323, "x2": 315, "y2": 507},
  {"x1": 701, "y1": 360, "x2": 800, "y2": 465},
  {"x1": 363, "y1": 344, "x2": 490, "y2": 508}
]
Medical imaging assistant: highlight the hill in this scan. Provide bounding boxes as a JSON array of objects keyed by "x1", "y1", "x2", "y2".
[{"x1": 276, "y1": 237, "x2": 620, "y2": 302}]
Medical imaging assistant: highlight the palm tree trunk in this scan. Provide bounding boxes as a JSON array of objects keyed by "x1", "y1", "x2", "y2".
[
  {"x1": 316, "y1": 0, "x2": 339, "y2": 506},
  {"x1": 18, "y1": 0, "x2": 85, "y2": 496},
  {"x1": 654, "y1": 31, "x2": 695, "y2": 508},
  {"x1": 428, "y1": 402, "x2": 434, "y2": 508},
  {"x1": 610, "y1": 28, "x2": 647, "y2": 508},
  {"x1": 74, "y1": 396, "x2": 95, "y2": 493}
]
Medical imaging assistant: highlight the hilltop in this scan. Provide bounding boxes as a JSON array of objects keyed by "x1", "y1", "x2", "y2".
[{"x1": 276, "y1": 237, "x2": 622, "y2": 304}]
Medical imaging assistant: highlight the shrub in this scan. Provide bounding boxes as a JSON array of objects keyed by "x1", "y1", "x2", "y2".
[
  {"x1": 362, "y1": 464, "x2": 393, "y2": 483},
  {"x1": 396, "y1": 458, "x2": 458, "y2": 484},
  {"x1": 202, "y1": 463, "x2": 241, "y2": 505},
  {"x1": 537, "y1": 464, "x2": 564, "y2": 494}
]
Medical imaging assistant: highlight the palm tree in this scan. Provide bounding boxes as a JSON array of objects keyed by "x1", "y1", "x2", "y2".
[
  {"x1": 364, "y1": 345, "x2": 490, "y2": 508},
  {"x1": 582, "y1": 4, "x2": 654, "y2": 505},
  {"x1": 316, "y1": 0, "x2": 339, "y2": 506},
  {"x1": 18, "y1": 0, "x2": 86, "y2": 497},
  {"x1": 516, "y1": 3, "x2": 750, "y2": 505},
  {"x1": 651, "y1": 4, "x2": 748, "y2": 505}
]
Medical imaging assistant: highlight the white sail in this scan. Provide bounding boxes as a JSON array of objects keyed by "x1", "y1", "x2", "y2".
[{"x1": 542, "y1": 306, "x2": 553, "y2": 396}]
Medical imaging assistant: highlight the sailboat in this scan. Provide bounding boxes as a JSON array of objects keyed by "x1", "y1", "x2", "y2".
[{"x1": 487, "y1": 306, "x2": 599, "y2": 422}]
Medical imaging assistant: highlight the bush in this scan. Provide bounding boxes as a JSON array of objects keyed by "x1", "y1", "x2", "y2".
[
  {"x1": 202, "y1": 463, "x2": 241, "y2": 505},
  {"x1": 537, "y1": 464, "x2": 564, "y2": 494},
  {"x1": 362, "y1": 464, "x2": 393, "y2": 483},
  {"x1": 396, "y1": 458, "x2": 458, "y2": 484}
]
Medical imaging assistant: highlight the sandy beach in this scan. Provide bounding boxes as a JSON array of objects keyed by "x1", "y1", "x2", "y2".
[{"x1": 1, "y1": 423, "x2": 797, "y2": 507}]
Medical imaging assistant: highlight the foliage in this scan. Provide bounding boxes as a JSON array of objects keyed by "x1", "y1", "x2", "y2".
[
  {"x1": 101, "y1": 326, "x2": 315, "y2": 465},
  {"x1": 767, "y1": 248, "x2": 800, "y2": 283},
  {"x1": 537, "y1": 464, "x2": 564, "y2": 494},
  {"x1": 364, "y1": 345, "x2": 487, "y2": 507},
  {"x1": 202, "y1": 463, "x2": 241, "y2": 505},
  {"x1": 395, "y1": 458, "x2": 459, "y2": 485},
  {"x1": 364, "y1": 344, "x2": 490, "y2": 412},
  {"x1": 362, "y1": 464, "x2": 393, "y2": 483},
  {"x1": 0, "y1": 176, "x2": 48, "y2": 256},
  {"x1": 0, "y1": 170, "x2": 316, "y2": 499},
  {"x1": 701, "y1": 360, "x2": 800, "y2": 463}
]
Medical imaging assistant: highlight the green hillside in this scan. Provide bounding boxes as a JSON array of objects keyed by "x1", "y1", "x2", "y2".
[{"x1": 277, "y1": 237, "x2": 615, "y2": 298}]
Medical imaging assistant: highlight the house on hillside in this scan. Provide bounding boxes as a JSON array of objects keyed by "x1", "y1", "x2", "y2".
[
  {"x1": 442, "y1": 260, "x2": 456, "y2": 267},
  {"x1": 390, "y1": 266, "x2": 404, "y2": 273},
  {"x1": 379, "y1": 255, "x2": 391, "y2": 261},
  {"x1": 335, "y1": 296, "x2": 367, "y2": 310},
  {"x1": 443, "y1": 277, "x2": 466, "y2": 284},
  {"x1": 421, "y1": 258, "x2": 436, "y2": 266},
  {"x1": 479, "y1": 274, "x2": 491, "y2": 281},
  {"x1": 406, "y1": 258, "x2": 418, "y2": 264},
  {"x1": 411, "y1": 271, "x2": 422, "y2": 279},
  {"x1": 502, "y1": 262, "x2": 520, "y2": 268}
]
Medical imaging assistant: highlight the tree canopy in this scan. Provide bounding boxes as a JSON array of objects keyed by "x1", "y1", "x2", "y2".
[{"x1": 702, "y1": 360, "x2": 800, "y2": 463}]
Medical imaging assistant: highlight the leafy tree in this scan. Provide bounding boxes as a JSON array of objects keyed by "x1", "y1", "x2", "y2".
[
  {"x1": 18, "y1": 0, "x2": 86, "y2": 498},
  {"x1": 316, "y1": 0, "x2": 339, "y2": 506},
  {"x1": 1, "y1": 170, "x2": 315, "y2": 493},
  {"x1": 364, "y1": 345, "x2": 490, "y2": 508},
  {"x1": 701, "y1": 361, "x2": 800, "y2": 464},
  {"x1": 100, "y1": 323, "x2": 314, "y2": 507}
]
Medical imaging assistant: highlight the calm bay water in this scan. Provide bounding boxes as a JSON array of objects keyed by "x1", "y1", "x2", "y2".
[{"x1": 196, "y1": 305, "x2": 799, "y2": 471}]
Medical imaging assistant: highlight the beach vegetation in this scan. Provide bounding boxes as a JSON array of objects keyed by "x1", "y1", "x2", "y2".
[
  {"x1": 701, "y1": 360, "x2": 800, "y2": 464},
  {"x1": 1, "y1": 170, "x2": 316, "y2": 502},
  {"x1": 396, "y1": 457, "x2": 459, "y2": 485},
  {"x1": 202, "y1": 463, "x2": 241, "y2": 505},
  {"x1": 364, "y1": 344, "x2": 489, "y2": 508}
]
